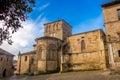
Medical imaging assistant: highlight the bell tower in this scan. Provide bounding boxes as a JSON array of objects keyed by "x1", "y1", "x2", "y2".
[{"x1": 44, "y1": 20, "x2": 72, "y2": 40}]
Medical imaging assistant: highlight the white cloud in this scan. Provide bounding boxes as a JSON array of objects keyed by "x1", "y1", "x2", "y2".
[
  {"x1": 73, "y1": 13, "x2": 105, "y2": 34},
  {"x1": 0, "y1": 2, "x2": 50, "y2": 60},
  {"x1": 39, "y1": 3, "x2": 50, "y2": 11},
  {"x1": 0, "y1": 15, "x2": 48, "y2": 60}
]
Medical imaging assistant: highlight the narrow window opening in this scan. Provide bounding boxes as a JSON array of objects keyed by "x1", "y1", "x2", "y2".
[
  {"x1": 81, "y1": 40, "x2": 86, "y2": 51},
  {"x1": 118, "y1": 50, "x2": 120, "y2": 57},
  {"x1": 1, "y1": 57, "x2": 3, "y2": 61},
  {"x1": 31, "y1": 58, "x2": 34, "y2": 64},
  {"x1": 25, "y1": 56, "x2": 27, "y2": 61},
  {"x1": 7, "y1": 58, "x2": 8, "y2": 62},
  {"x1": 117, "y1": 9, "x2": 120, "y2": 20}
]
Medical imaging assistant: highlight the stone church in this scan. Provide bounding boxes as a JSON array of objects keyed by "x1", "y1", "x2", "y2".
[{"x1": 16, "y1": 0, "x2": 120, "y2": 75}]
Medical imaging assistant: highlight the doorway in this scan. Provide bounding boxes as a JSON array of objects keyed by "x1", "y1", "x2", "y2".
[{"x1": 2, "y1": 69, "x2": 6, "y2": 77}]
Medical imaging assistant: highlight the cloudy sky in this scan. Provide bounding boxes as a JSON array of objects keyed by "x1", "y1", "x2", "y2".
[{"x1": 0, "y1": 0, "x2": 111, "y2": 59}]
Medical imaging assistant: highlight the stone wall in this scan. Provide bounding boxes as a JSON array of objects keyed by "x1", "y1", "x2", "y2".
[
  {"x1": 0, "y1": 55, "x2": 14, "y2": 78},
  {"x1": 35, "y1": 37, "x2": 62, "y2": 72},
  {"x1": 63, "y1": 30, "x2": 107, "y2": 71},
  {"x1": 16, "y1": 52, "x2": 36, "y2": 75},
  {"x1": 102, "y1": 3, "x2": 120, "y2": 68}
]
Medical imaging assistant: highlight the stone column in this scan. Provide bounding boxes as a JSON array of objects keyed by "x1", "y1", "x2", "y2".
[
  {"x1": 45, "y1": 49, "x2": 48, "y2": 72},
  {"x1": 108, "y1": 42, "x2": 115, "y2": 68},
  {"x1": 34, "y1": 51, "x2": 39, "y2": 75},
  {"x1": 60, "y1": 45, "x2": 63, "y2": 72}
]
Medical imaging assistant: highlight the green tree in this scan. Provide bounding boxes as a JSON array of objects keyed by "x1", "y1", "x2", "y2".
[{"x1": 0, "y1": 0, "x2": 35, "y2": 45}]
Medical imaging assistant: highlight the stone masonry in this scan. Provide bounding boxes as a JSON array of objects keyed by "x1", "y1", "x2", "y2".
[
  {"x1": 102, "y1": 0, "x2": 120, "y2": 69},
  {"x1": 16, "y1": 0, "x2": 120, "y2": 75},
  {"x1": 0, "y1": 48, "x2": 14, "y2": 78}
]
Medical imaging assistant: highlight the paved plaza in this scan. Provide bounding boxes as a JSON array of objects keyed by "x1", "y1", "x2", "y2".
[{"x1": 1, "y1": 71, "x2": 120, "y2": 80}]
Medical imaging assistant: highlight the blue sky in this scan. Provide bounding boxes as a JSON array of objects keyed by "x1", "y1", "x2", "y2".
[
  {"x1": 30, "y1": 0, "x2": 111, "y2": 33},
  {"x1": 0, "y1": 0, "x2": 112, "y2": 59}
]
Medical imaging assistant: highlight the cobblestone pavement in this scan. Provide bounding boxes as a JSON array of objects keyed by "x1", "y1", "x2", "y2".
[{"x1": 1, "y1": 71, "x2": 120, "y2": 80}]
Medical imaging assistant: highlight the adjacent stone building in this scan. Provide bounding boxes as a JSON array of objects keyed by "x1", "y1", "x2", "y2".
[
  {"x1": 16, "y1": 0, "x2": 120, "y2": 75},
  {"x1": 0, "y1": 48, "x2": 14, "y2": 78},
  {"x1": 102, "y1": 0, "x2": 120, "y2": 69}
]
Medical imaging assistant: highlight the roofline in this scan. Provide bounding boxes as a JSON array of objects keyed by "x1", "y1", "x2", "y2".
[
  {"x1": 44, "y1": 19, "x2": 72, "y2": 28},
  {"x1": 0, "y1": 48, "x2": 14, "y2": 56},
  {"x1": 70, "y1": 29, "x2": 104, "y2": 37},
  {"x1": 19, "y1": 51, "x2": 36, "y2": 56},
  {"x1": 101, "y1": 1, "x2": 120, "y2": 8},
  {"x1": 0, "y1": 53, "x2": 14, "y2": 56},
  {"x1": 35, "y1": 36, "x2": 62, "y2": 42},
  {"x1": 62, "y1": 19, "x2": 72, "y2": 28}
]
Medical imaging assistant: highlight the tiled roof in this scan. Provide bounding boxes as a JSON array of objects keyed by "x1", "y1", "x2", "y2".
[{"x1": 0, "y1": 48, "x2": 14, "y2": 56}]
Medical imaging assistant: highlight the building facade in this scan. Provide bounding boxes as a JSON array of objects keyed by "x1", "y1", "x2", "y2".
[
  {"x1": 62, "y1": 30, "x2": 107, "y2": 71},
  {"x1": 16, "y1": 0, "x2": 120, "y2": 75},
  {"x1": 102, "y1": 0, "x2": 120, "y2": 69},
  {"x1": 0, "y1": 48, "x2": 14, "y2": 78}
]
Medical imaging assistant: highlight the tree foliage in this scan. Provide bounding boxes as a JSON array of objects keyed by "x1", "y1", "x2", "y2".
[{"x1": 0, "y1": 0, "x2": 35, "y2": 45}]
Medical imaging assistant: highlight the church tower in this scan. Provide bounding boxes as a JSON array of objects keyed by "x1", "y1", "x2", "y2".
[
  {"x1": 44, "y1": 20, "x2": 72, "y2": 40},
  {"x1": 102, "y1": 0, "x2": 120, "y2": 68}
]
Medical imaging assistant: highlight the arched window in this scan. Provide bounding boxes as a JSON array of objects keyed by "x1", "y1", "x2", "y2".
[
  {"x1": 56, "y1": 23, "x2": 59, "y2": 30},
  {"x1": 31, "y1": 58, "x2": 34, "y2": 64},
  {"x1": 53, "y1": 24, "x2": 55, "y2": 31},
  {"x1": 46, "y1": 26, "x2": 48, "y2": 32},
  {"x1": 37, "y1": 46, "x2": 43, "y2": 60},
  {"x1": 47, "y1": 44, "x2": 57, "y2": 60},
  {"x1": 25, "y1": 56, "x2": 27, "y2": 61},
  {"x1": 48, "y1": 25, "x2": 50, "y2": 31},
  {"x1": 81, "y1": 40, "x2": 86, "y2": 51}
]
